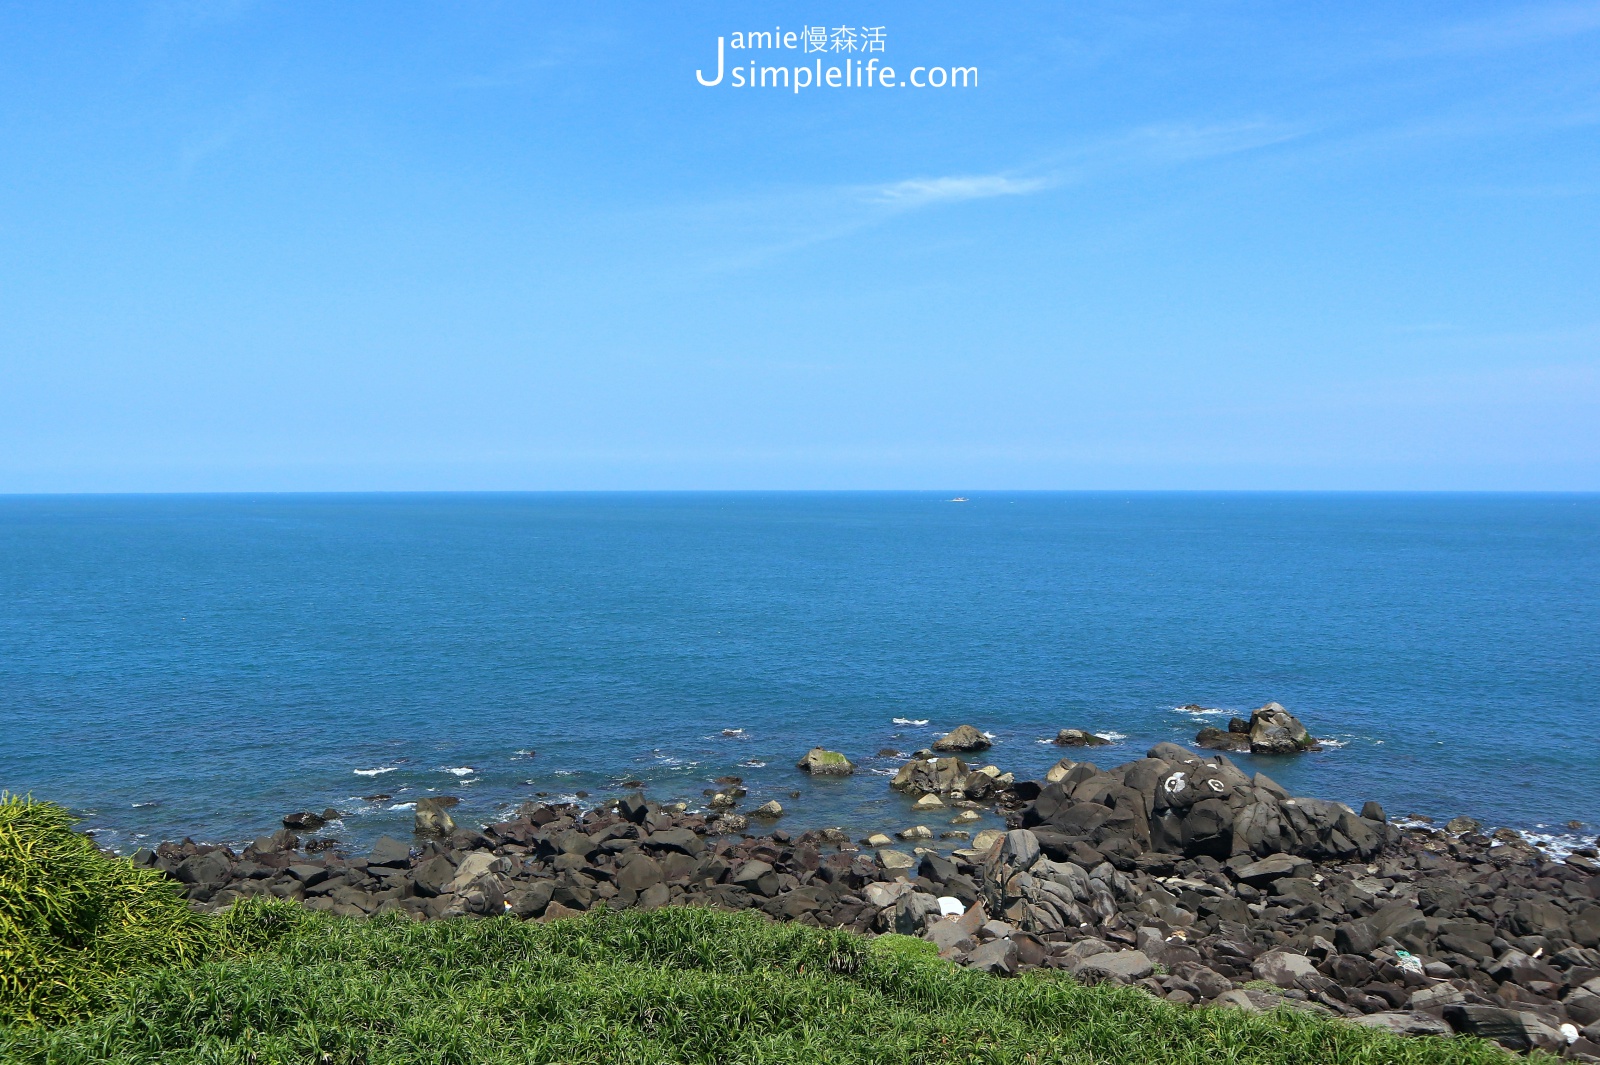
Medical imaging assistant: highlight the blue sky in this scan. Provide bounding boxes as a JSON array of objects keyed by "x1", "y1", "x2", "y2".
[{"x1": 1, "y1": 2, "x2": 1597, "y2": 491}]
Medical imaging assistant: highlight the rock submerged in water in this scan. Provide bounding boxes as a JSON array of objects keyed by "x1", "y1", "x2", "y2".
[
  {"x1": 796, "y1": 748, "x2": 854, "y2": 775},
  {"x1": 414, "y1": 796, "x2": 459, "y2": 837},
  {"x1": 933, "y1": 725, "x2": 991, "y2": 752},
  {"x1": 1194, "y1": 702, "x2": 1320, "y2": 755},
  {"x1": 1053, "y1": 729, "x2": 1109, "y2": 747}
]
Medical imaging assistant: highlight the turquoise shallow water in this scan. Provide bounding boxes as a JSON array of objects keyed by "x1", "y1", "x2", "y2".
[{"x1": 1, "y1": 492, "x2": 1596, "y2": 852}]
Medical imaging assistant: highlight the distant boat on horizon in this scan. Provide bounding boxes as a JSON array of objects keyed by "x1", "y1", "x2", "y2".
[{"x1": 949, "y1": 497, "x2": 968, "y2": 502}]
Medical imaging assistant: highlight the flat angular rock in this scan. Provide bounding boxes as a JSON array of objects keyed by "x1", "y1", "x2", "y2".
[
  {"x1": 1353, "y1": 1012, "x2": 1452, "y2": 1038},
  {"x1": 1212, "y1": 989, "x2": 1282, "y2": 1012},
  {"x1": 894, "y1": 892, "x2": 941, "y2": 935},
  {"x1": 1195, "y1": 727, "x2": 1251, "y2": 753},
  {"x1": 616, "y1": 854, "x2": 664, "y2": 895},
  {"x1": 1565, "y1": 989, "x2": 1600, "y2": 1027},
  {"x1": 864, "y1": 880, "x2": 915, "y2": 909},
  {"x1": 507, "y1": 880, "x2": 554, "y2": 918},
  {"x1": 1407, "y1": 983, "x2": 1465, "y2": 1010},
  {"x1": 447, "y1": 852, "x2": 498, "y2": 894},
  {"x1": 1076, "y1": 950, "x2": 1154, "y2": 983},
  {"x1": 878, "y1": 849, "x2": 917, "y2": 873},
  {"x1": 970, "y1": 829, "x2": 1004, "y2": 854},
  {"x1": 284, "y1": 857, "x2": 331, "y2": 882},
  {"x1": 964, "y1": 937, "x2": 1018, "y2": 974},
  {"x1": 644, "y1": 828, "x2": 704, "y2": 855},
  {"x1": 925, "y1": 918, "x2": 976, "y2": 954},
  {"x1": 1231, "y1": 853, "x2": 1310, "y2": 885},
  {"x1": 1443, "y1": 1004, "x2": 1567, "y2": 1053},
  {"x1": 367, "y1": 836, "x2": 412, "y2": 868}
]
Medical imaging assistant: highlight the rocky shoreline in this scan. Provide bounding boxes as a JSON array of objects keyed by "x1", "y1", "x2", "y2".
[{"x1": 129, "y1": 727, "x2": 1600, "y2": 1059}]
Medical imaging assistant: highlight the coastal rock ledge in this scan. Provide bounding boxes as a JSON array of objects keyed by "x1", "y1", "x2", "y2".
[{"x1": 136, "y1": 743, "x2": 1600, "y2": 1060}]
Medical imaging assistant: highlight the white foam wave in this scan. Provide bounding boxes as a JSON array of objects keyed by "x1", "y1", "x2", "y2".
[
  {"x1": 892, "y1": 718, "x2": 929, "y2": 726},
  {"x1": 1095, "y1": 731, "x2": 1127, "y2": 742},
  {"x1": 1319, "y1": 738, "x2": 1349, "y2": 749},
  {"x1": 1173, "y1": 705, "x2": 1229, "y2": 718},
  {"x1": 1518, "y1": 830, "x2": 1590, "y2": 859},
  {"x1": 131, "y1": 801, "x2": 159, "y2": 808},
  {"x1": 442, "y1": 767, "x2": 475, "y2": 776},
  {"x1": 869, "y1": 768, "x2": 896, "y2": 776},
  {"x1": 387, "y1": 802, "x2": 416, "y2": 811},
  {"x1": 721, "y1": 728, "x2": 744, "y2": 736},
  {"x1": 982, "y1": 731, "x2": 997, "y2": 740},
  {"x1": 738, "y1": 760, "x2": 767, "y2": 768},
  {"x1": 354, "y1": 766, "x2": 397, "y2": 777}
]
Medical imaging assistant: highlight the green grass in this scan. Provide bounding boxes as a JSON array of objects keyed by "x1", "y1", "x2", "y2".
[
  {"x1": 0, "y1": 794, "x2": 217, "y2": 1026},
  {"x1": 0, "y1": 799, "x2": 1541, "y2": 1064}
]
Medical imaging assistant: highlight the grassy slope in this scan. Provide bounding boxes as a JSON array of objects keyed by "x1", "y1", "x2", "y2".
[
  {"x1": 0, "y1": 797, "x2": 1541, "y2": 1064},
  {"x1": 0, "y1": 796, "x2": 216, "y2": 1026}
]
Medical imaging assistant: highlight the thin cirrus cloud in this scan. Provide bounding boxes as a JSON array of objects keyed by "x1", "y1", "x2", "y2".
[
  {"x1": 672, "y1": 120, "x2": 1302, "y2": 274},
  {"x1": 868, "y1": 174, "x2": 1054, "y2": 207},
  {"x1": 1432, "y1": 1, "x2": 1600, "y2": 53}
]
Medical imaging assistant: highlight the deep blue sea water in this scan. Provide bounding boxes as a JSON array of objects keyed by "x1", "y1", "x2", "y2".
[{"x1": 2, "y1": 493, "x2": 1597, "y2": 854}]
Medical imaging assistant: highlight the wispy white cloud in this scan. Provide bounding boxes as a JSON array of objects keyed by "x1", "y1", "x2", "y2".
[
  {"x1": 176, "y1": 94, "x2": 272, "y2": 181},
  {"x1": 869, "y1": 174, "x2": 1053, "y2": 207},
  {"x1": 1428, "y1": 1, "x2": 1600, "y2": 54},
  {"x1": 650, "y1": 118, "x2": 1305, "y2": 275}
]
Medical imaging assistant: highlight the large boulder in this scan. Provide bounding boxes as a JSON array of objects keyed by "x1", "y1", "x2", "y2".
[
  {"x1": 1251, "y1": 950, "x2": 1319, "y2": 990},
  {"x1": 1442, "y1": 1005, "x2": 1568, "y2": 1053},
  {"x1": 367, "y1": 835, "x2": 412, "y2": 867},
  {"x1": 414, "y1": 796, "x2": 459, "y2": 837},
  {"x1": 890, "y1": 756, "x2": 969, "y2": 796},
  {"x1": 1075, "y1": 950, "x2": 1154, "y2": 983},
  {"x1": 1247, "y1": 702, "x2": 1317, "y2": 754},
  {"x1": 796, "y1": 748, "x2": 854, "y2": 775},
  {"x1": 933, "y1": 725, "x2": 991, "y2": 753}
]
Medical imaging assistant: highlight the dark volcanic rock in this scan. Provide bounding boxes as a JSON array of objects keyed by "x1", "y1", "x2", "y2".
[
  {"x1": 1195, "y1": 727, "x2": 1251, "y2": 753},
  {"x1": 932, "y1": 725, "x2": 991, "y2": 753},
  {"x1": 1053, "y1": 729, "x2": 1109, "y2": 747},
  {"x1": 153, "y1": 738, "x2": 1600, "y2": 1060},
  {"x1": 1246, "y1": 702, "x2": 1318, "y2": 755}
]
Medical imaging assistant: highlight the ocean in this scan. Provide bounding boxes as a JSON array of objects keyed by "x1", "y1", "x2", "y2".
[{"x1": 2, "y1": 492, "x2": 1596, "y2": 854}]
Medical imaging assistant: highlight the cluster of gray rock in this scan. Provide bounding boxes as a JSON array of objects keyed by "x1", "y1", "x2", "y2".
[
  {"x1": 134, "y1": 734, "x2": 1600, "y2": 1059},
  {"x1": 1192, "y1": 702, "x2": 1322, "y2": 755}
]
